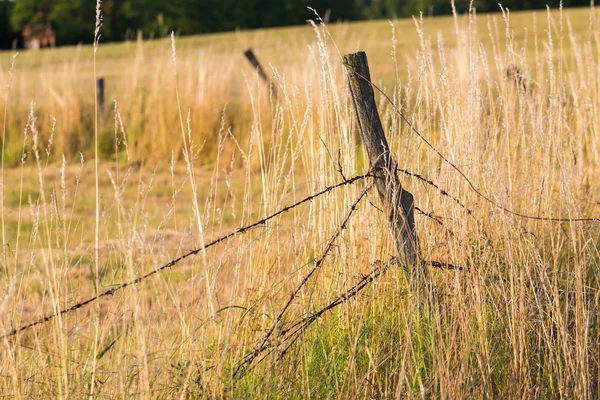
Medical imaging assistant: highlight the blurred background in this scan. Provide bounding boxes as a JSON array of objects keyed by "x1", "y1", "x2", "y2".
[{"x1": 0, "y1": 0, "x2": 591, "y2": 50}]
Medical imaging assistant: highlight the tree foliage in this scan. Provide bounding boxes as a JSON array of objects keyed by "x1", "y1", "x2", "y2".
[
  {"x1": 0, "y1": 1, "x2": 16, "y2": 49},
  {"x1": 0, "y1": 0, "x2": 593, "y2": 49}
]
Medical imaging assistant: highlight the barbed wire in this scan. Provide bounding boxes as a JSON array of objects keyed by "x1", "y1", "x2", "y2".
[
  {"x1": 1, "y1": 171, "x2": 374, "y2": 339},
  {"x1": 233, "y1": 183, "x2": 373, "y2": 377},
  {"x1": 232, "y1": 257, "x2": 399, "y2": 380},
  {"x1": 346, "y1": 65, "x2": 599, "y2": 223},
  {"x1": 7, "y1": 55, "x2": 595, "y2": 344}
]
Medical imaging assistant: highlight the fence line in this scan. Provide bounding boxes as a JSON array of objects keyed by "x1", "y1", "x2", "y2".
[
  {"x1": 4, "y1": 50, "x2": 597, "y2": 343},
  {"x1": 233, "y1": 256, "x2": 399, "y2": 380},
  {"x1": 234, "y1": 183, "x2": 373, "y2": 378},
  {"x1": 1, "y1": 160, "x2": 472, "y2": 340},
  {"x1": 0, "y1": 171, "x2": 373, "y2": 339},
  {"x1": 346, "y1": 60, "x2": 600, "y2": 223}
]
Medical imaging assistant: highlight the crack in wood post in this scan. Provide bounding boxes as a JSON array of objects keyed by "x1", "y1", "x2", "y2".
[{"x1": 343, "y1": 51, "x2": 420, "y2": 270}]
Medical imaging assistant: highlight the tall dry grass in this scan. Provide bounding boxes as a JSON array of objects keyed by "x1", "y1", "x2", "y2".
[{"x1": 0, "y1": 5, "x2": 598, "y2": 399}]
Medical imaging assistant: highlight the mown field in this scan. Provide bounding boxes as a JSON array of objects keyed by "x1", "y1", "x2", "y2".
[{"x1": 0, "y1": 5, "x2": 599, "y2": 398}]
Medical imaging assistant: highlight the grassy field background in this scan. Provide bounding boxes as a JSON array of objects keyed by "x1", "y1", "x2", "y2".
[{"x1": 0, "y1": 5, "x2": 599, "y2": 398}]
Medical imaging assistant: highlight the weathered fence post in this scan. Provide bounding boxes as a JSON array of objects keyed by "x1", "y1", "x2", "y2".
[
  {"x1": 343, "y1": 51, "x2": 420, "y2": 268},
  {"x1": 96, "y1": 77, "x2": 105, "y2": 117},
  {"x1": 244, "y1": 48, "x2": 277, "y2": 99}
]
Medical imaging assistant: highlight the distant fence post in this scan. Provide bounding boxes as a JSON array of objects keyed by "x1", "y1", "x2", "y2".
[
  {"x1": 96, "y1": 77, "x2": 105, "y2": 117},
  {"x1": 343, "y1": 51, "x2": 420, "y2": 269},
  {"x1": 506, "y1": 65, "x2": 529, "y2": 92},
  {"x1": 244, "y1": 49, "x2": 277, "y2": 99}
]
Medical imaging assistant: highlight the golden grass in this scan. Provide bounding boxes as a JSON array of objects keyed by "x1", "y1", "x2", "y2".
[
  {"x1": 0, "y1": 5, "x2": 598, "y2": 398},
  {"x1": 0, "y1": 7, "x2": 592, "y2": 166}
]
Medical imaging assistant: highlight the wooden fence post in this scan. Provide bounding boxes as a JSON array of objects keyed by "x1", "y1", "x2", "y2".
[
  {"x1": 343, "y1": 51, "x2": 419, "y2": 268},
  {"x1": 244, "y1": 49, "x2": 277, "y2": 99},
  {"x1": 96, "y1": 77, "x2": 105, "y2": 117}
]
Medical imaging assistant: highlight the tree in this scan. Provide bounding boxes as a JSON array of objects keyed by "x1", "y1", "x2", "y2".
[
  {"x1": 10, "y1": 0, "x2": 54, "y2": 32},
  {"x1": 3, "y1": 0, "x2": 595, "y2": 49},
  {"x1": 115, "y1": 0, "x2": 169, "y2": 38},
  {"x1": 49, "y1": 0, "x2": 95, "y2": 45},
  {"x1": 310, "y1": 0, "x2": 360, "y2": 21},
  {"x1": 0, "y1": 0, "x2": 17, "y2": 49}
]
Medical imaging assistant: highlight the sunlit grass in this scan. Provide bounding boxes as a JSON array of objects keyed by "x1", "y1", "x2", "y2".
[
  {"x1": 0, "y1": 5, "x2": 598, "y2": 398},
  {"x1": 0, "y1": 7, "x2": 593, "y2": 166}
]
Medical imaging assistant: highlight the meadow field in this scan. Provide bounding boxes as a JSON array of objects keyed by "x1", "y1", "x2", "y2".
[{"x1": 0, "y1": 5, "x2": 599, "y2": 398}]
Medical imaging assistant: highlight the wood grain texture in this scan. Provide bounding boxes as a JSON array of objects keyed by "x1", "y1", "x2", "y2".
[{"x1": 343, "y1": 51, "x2": 419, "y2": 267}]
